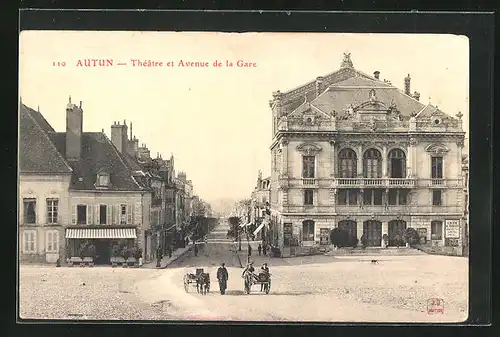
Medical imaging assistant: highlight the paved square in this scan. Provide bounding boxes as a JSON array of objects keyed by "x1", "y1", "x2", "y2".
[{"x1": 19, "y1": 253, "x2": 467, "y2": 322}]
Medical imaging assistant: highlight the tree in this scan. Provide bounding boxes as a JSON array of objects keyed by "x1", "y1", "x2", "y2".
[
  {"x1": 403, "y1": 227, "x2": 420, "y2": 247},
  {"x1": 330, "y1": 228, "x2": 350, "y2": 248}
]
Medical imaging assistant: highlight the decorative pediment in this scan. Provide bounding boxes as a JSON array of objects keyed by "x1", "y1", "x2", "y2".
[
  {"x1": 289, "y1": 101, "x2": 331, "y2": 119},
  {"x1": 296, "y1": 142, "x2": 322, "y2": 156},
  {"x1": 425, "y1": 143, "x2": 450, "y2": 154},
  {"x1": 355, "y1": 100, "x2": 389, "y2": 112}
]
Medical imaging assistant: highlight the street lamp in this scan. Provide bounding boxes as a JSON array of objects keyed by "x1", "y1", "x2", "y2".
[{"x1": 238, "y1": 222, "x2": 242, "y2": 251}]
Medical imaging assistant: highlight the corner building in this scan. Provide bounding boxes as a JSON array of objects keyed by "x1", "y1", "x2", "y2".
[{"x1": 268, "y1": 54, "x2": 466, "y2": 256}]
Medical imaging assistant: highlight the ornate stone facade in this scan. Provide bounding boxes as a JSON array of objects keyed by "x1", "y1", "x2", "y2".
[{"x1": 268, "y1": 54, "x2": 467, "y2": 255}]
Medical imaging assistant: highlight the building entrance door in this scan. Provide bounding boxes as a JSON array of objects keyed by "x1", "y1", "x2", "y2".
[
  {"x1": 388, "y1": 220, "x2": 407, "y2": 246},
  {"x1": 363, "y1": 220, "x2": 382, "y2": 247},
  {"x1": 94, "y1": 239, "x2": 111, "y2": 264},
  {"x1": 338, "y1": 220, "x2": 357, "y2": 247}
]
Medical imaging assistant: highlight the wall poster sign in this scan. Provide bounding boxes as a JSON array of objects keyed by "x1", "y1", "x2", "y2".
[
  {"x1": 283, "y1": 223, "x2": 293, "y2": 247},
  {"x1": 320, "y1": 228, "x2": 330, "y2": 245},
  {"x1": 445, "y1": 220, "x2": 460, "y2": 239}
]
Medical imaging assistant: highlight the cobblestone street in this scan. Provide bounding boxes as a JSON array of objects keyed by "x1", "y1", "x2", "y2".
[{"x1": 20, "y1": 243, "x2": 468, "y2": 322}]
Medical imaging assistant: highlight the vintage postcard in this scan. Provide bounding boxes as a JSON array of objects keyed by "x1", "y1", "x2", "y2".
[{"x1": 18, "y1": 31, "x2": 469, "y2": 323}]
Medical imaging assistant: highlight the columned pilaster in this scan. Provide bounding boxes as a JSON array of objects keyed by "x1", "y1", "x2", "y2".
[
  {"x1": 281, "y1": 138, "x2": 289, "y2": 176},
  {"x1": 356, "y1": 222, "x2": 364, "y2": 241},
  {"x1": 410, "y1": 137, "x2": 418, "y2": 178},
  {"x1": 357, "y1": 144, "x2": 363, "y2": 177},
  {"x1": 457, "y1": 139, "x2": 464, "y2": 179},
  {"x1": 330, "y1": 188, "x2": 337, "y2": 206},
  {"x1": 409, "y1": 137, "x2": 417, "y2": 178},
  {"x1": 382, "y1": 145, "x2": 388, "y2": 178},
  {"x1": 330, "y1": 140, "x2": 336, "y2": 178},
  {"x1": 381, "y1": 221, "x2": 389, "y2": 247}
]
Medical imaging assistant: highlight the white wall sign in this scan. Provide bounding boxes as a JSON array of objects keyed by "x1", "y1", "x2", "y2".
[{"x1": 445, "y1": 220, "x2": 460, "y2": 239}]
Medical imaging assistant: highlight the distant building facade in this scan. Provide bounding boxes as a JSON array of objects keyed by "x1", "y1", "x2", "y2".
[
  {"x1": 268, "y1": 54, "x2": 467, "y2": 256},
  {"x1": 250, "y1": 171, "x2": 271, "y2": 241}
]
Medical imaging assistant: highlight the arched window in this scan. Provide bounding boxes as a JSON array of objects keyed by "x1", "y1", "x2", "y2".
[
  {"x1": 302, "y1": 156, "x2": 315, "y2": 178},
  {"x1": 302, "y1": 220, "x2": 315, "y2": 242},
  {"x1": 338, "y1": 148, "x2": 357, "y2": 178},
  {"x1": 363, "y1": 148, "x2": 382, "y2": 178},
  {"x1": 388, "y1": 149, "x2": 406, "y2": 178}
]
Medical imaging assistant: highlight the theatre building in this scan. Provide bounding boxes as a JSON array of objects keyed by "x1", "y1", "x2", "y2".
[{"x1": 268, "y1": 54, "x2": 467, "y2": 256}]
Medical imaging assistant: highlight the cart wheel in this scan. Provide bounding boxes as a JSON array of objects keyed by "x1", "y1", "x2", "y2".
[
  {"x1": 244, "y1": 281, "x2": 250, "y2": 294},
  {"x1": 184, "y1": 278, "x2": 189, "y2": 292},
  {"x1": 265, "y1": 283, "x2": 270, "y2": 294}
]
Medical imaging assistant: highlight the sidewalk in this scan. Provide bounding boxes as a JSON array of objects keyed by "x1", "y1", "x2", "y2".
[{"x1": 143, "y1": 242, "x2": 195, "y2": 269}]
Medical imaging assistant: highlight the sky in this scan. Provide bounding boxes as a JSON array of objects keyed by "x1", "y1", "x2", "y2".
[{"x1": 19, "y1": 32, "x2": 469, "y2": 202}]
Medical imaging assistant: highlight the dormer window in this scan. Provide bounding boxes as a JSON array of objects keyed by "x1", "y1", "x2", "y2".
[{"x1": 96, "y1": 172, "x2": 110, "y2": 187}]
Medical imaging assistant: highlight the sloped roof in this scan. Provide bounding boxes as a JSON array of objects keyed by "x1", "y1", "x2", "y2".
[
  {"x1": 19, "y1": 105, "x2": 72, "y2": 174},
  {"x1": 49, "y1": 132, "x2": 145, "y2": 191},
  {"x1": 415, "y1": 104, "x2": 447, "y2": 119},
  {"x1": 281, "y1": 68, "x2": 379, "y2": 115},
  {"x1": 310, "y1": 76, "x2": 426, "y2": 118},
  {"x1": 21, "y1": 104, "x2": 55, "y2": 133},
  {"x1": 122, "y1": 152, "x2": 143, "y2": 171}
]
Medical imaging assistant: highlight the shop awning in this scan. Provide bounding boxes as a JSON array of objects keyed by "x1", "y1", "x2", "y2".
[
  {"x1": 65, "y1": 228, "x2": 137, "y2": 239},
  {"x1": 253, "y1": 222, "x2": 266, "y2": 236}
]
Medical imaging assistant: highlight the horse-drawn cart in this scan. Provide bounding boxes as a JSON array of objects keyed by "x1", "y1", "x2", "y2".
[
  {"x1": 183, "y1": 268, "x2": 210, "y2": 295},
  {"x1": 242, "y1": 270, "x2": 271, "y2": 294}
]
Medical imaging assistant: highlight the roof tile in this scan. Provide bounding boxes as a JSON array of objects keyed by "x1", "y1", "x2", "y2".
[{"x1": 19, "y1": 106, "x2": 72, "y2": 174}]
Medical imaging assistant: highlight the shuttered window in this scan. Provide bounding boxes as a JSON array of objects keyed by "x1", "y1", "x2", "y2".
[
  {"x1": 23, "y1": 231, "x2": 36, "y2": 253},
  {"x1": 46, "y1": 231, "x2": 59, "y2": 253}
]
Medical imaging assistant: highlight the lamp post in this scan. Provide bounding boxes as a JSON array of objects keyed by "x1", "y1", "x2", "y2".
[{"x1": 238, "y1": 220, "x2": 242, "y2": 251}]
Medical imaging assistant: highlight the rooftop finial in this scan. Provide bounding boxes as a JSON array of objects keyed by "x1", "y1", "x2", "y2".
[
  {"x1": 37, "y1": 105, "x2": 40, "y2": 112},
  {"x1": 340, "y1": 52, "x2": 353, "y2": 69},
  {"x1": 69, "y1": 95, "x2": 71, "y2": 104}
]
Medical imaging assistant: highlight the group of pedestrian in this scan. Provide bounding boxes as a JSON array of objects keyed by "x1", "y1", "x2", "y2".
[{"x1": 248, "y1": 243, "x2": 267, "y2": 257}]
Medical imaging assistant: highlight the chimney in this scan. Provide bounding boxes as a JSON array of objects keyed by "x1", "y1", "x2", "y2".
[
  {"x1": 315, "y1": 76, "x2": 324, "y2": 97},
  {"x1": 413, "y1": 91, "x2": 420, "y2": 101},
  {"x1": 132, "y1": 137, "x2": 139, "y2": 156},
  {"x1": 404, "y1": 74, "x2": 411, "y2": 95},
  {"x1": 373, "y1": 71, "x2": 380, "y2": 80},
  {"x1": 66, "y1": 96, "x2": 83, "y2": 160},
  {"x1": 111, "y1": 120, "x2": 128, "y2": 153}
]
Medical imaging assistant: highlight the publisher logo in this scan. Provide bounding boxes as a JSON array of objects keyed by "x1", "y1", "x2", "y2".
[{"x1": 427, "y1": 298, "x2": 445, "y2": 314}]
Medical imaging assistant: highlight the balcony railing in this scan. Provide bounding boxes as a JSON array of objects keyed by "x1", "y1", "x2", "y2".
[
  {"x1": 302, "y1": 178, "x2": 317, "y2": 186},
  {"x1": 284, "y1": 204, "x2": 462, "y2": 214},
  {"x1": 429, "y1": 178, "x2": 445, "y2": 187},
  {"x1": 334, "y1": 178, "x2": 416, "y2": 188}
]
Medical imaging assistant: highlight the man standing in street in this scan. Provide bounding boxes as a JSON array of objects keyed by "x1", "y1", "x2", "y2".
[
  {"x1": 217, "y1": 262, "x2": 229, "y2": 295},
  {"x1": 257, "y1": 243, "x2": 262, "y2": 256},
  {"x1": 248, "y1": 244, "x2": 252, "y2": 257},
  {"x1": 156, "y1": 246, "x2": 163, "y2": 268},
  {"x1": 194, "y1": 243, "x2": 199, "y2": 257}
]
